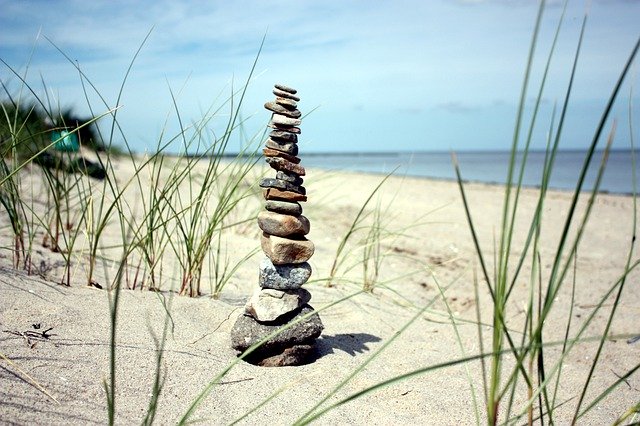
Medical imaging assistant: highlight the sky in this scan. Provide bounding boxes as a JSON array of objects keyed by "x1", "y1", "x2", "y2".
[{"x1": 1, "y1": 0, "x2": 639, "y2": 153}]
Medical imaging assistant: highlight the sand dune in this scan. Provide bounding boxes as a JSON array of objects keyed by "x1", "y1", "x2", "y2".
[{"x1": 1, "y1": 159, "x2": 638, "y2": 424}]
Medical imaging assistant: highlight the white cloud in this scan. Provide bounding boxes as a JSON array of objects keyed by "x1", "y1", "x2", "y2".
[{"x1": 1, "y1": 0, "x2": 638, "y2": 152}]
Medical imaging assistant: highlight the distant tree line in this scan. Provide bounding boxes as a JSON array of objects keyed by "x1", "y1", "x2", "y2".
[{"x1": 0, "y1": 100, "x2": 109, "y2": 159}]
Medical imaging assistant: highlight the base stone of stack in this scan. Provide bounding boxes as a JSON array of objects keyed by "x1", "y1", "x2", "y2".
[
  {"x1": 230, "y1": 305, "x2": 324, "y2": 366},
  {"x1": 253, "y1": 344, "x2": 316, "y2": 367}
]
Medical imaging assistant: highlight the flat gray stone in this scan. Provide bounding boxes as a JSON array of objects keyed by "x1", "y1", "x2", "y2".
[
  {"x1": 259, "y1": 256, "x2": 312, "y2": 290},
  {"x1": 265, "y1": 200, "x2": 303, "y2": 215},
  {"x1": 275, "y1": 97, "x2": 298, "y2": 109},
  {"x1": 245, "y1": 288, "x2": 311, "y2": 322},
  {"x1": 273, "y1": 88, "x2": 300, "y2": 101},
  {"x1": 263, "y1": 147, "x2": 300, "y2": 164},
  {"x1": 276, "y1": 170, "x2": 303, "y2": 186},
  {"x1": 230, "y1": 304, "x2": 324, "y2": 354},
  {"x1": 264, "y1": 102, "x2": 301, "y2": 119},
  {"x1": 270, "y1": 130, "x2": 298, "y2": 142},
  {"x1": 268, "y1": 122, "x2": 301, "y2": 133},
  {"x1": 259, "y1": 178, "x2": 305, "y2": 195},
  {"x1": 274, "y1": 84, "x2": 297, "y2": 94},
  {"x1": 266, "y1": 138, "x2": 298, "y2": 156}
]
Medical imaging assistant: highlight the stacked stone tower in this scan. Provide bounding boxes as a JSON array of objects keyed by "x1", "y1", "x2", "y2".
[{"x1": 230, "y1": 84, "x2": 324, "y2": 367}]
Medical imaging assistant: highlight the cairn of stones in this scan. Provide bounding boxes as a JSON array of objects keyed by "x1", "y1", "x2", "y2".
[{"x1": 230, "y1": 84, "x2": 324, "y2": 367}]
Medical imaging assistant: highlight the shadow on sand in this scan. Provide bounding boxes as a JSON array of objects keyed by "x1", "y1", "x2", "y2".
[{"x1": 315, "y1": 333, "x2": 382, "y2": 359}]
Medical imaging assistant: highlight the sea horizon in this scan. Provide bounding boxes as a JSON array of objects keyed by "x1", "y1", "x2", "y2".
[
  {"x1": 293, "y1": 149, "x2": 640, "y2": 195},
  {"x1": 198, "y1": 148, "x2": 638, "y2": 195}
]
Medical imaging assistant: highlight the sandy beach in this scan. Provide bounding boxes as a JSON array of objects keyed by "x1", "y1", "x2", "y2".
[{"x1": 1, "y1": 156, "x2": 639, "y2": 425}]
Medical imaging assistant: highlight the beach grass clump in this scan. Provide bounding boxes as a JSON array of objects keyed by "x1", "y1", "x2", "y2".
[
  {"x1": 324, "y1": 170, "x2": 428, "y2": 292},
  {"x1": 454, "y1": 3, "x2": 640, "y2": 423},
  {"x1": 0, "y1": 31, "x2": 264, "y2": 296}
]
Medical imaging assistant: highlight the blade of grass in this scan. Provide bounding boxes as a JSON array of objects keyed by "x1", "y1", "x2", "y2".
[{"x1": 0, "y1": 350, "x2": 60, "y2": 404}]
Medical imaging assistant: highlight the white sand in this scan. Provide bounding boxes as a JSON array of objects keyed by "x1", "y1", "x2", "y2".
[{"x1": 1, "y1": 159, "x2": 639, "y2": 424}]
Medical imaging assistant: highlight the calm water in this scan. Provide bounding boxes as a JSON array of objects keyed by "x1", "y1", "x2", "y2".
[{"x1": 300, "y1": 150, "x2": 640, "y2": 195}]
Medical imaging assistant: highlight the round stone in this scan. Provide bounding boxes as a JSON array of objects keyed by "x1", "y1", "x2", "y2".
[
  {"x1": 259, "y1": 256, "x2": 312, "y2": 290},
  {"x1": 258, "y1": 210, "x2": 309, "y2": 237}
]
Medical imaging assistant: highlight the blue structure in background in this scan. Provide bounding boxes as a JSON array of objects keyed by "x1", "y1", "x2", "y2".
[{"x1": 51, "y1": 129, "x2": 80, "y2": 152}]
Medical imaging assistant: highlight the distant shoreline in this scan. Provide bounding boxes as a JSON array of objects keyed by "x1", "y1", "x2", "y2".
[
  {"x1": 302, "y1": 167, "x2": 635, "y2": 197},
  {"x1": 165, "y1": 149, "x2": 638, "y2": 196},
  {"x1": 210, "y1": 147, "x2": 636, "y2": 158}
]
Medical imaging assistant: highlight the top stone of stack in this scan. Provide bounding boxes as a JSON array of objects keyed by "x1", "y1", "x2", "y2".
[
  {"x1": 274, "y1": 84, "x2": 297, "y2": 94},
  {"x1": 273, "y1": 86, "x2": 300, "y2": 102}
]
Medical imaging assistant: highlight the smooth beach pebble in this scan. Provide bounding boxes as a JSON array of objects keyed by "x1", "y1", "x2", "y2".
[
  {"x1": 273, "y1": 88, "x2": 301, "y2": 101},
  {"x1": 259, "y1": 177, "x2": 305, "y2": 195},
  {"x1": 263, "y1": 188, "x2": 308, "y2": 202},
  {"x1": 265, "y1": 157, "x2": 306, "y2": 176},
  {"x1": 259, "y1": 256, "x2": 312, "y2": 290},
  {"x1": 276, "y1": 170, "x2": 303, "y2": 185},
  {"x1": 264, "y1": 101, "x2": 301, "y2": 118},
  {"x1": 271, "y1": 113, "x2": 301, "y2": 127},
  {"x1": 265, "y1": 200, "x2": 303, "y2": 215},
  {"x1": 263, "y1": 147, "x2": 301, "y2": 164},
  {"x1": 261, "y1": 233, "x2": 315, "y2": 265},
  {"x1": 245, "y1": 288, "x2": 311, "y2": 322},
  {"x1": 274, "y1": 84, "x2": 297, "y2": 94},
  {"x1": 268, "y1": 122, "x2": 301, "y2": 133},
  {"x1": 274, "y1": 97, "x2": 298, "y2": 109},
  {"x1": 269, "y1": 129, "x2": 298, "y2": 142},
  {"x1": 257, "y1": 210, "x2": 310, "y2": 237},
  {"x1": 266, "y1": 138, "x2": 299, "y2": 156}
]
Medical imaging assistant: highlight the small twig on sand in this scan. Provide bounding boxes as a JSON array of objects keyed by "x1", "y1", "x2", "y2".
[
  {"x1": 0, "y1": 350, "x2": 60, "y2": 405},
  {"x1": 4, "y1": 325, "x2": 57, "y2": 349}
]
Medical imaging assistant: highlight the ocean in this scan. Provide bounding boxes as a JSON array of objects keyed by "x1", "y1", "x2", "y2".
[{"x1": 300, "y1": 150, "x2": 640, "y2": 195}]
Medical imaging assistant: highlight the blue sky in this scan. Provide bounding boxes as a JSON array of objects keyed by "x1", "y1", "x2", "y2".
[{"x1": 1, "y1": 0, "x2": 639, "y2": 153}]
